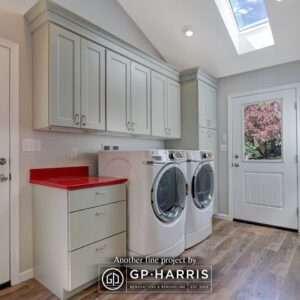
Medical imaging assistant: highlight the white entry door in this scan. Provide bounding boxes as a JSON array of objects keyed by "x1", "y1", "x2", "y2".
[
  {"x1": 0, "y1": 45, "x2": 10, "y2": 284},
  {"x1": 232, "y1": 88, "x2": 298, "y2": 229}
]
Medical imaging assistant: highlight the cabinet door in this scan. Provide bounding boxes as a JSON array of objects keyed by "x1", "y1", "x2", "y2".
[
  {"x1": 49, "y1": 24, "x2": 81, "y2": 128},
  {"x1": 106, "y1": 51, "x2": 131, "y2": 133},
  {"x1": 151, "y1": 71, "x2": 167, "y2": 137},
  {"x1": 81, "y1": 39, "x2": 106, "y2": 130},
  {"x1": 198, "y1": 81, "x2": 217, "y2": 129},
  {"x1": 206, "y1": 85, "x2": 217, "y2": 129},
  {"x1": 167, "y1": 79, "x2": 181, "y2": 138},
  {"x1": 131, "y1": 62, "x2": 151, "y2": 135}
]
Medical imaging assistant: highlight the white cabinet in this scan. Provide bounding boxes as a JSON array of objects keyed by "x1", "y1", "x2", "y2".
[
  {"x1": 106, "y1": 53, "x2": 152, "y2": 135},
  {"x1": 167, "y1": 79, "x2": 181, "y2": 138},
  {"x1": 32, "y1": 183, "x2": 126, "y2": 299},
  {"x1": 106, "y1": 51, "x2": 131, "y2": 133},
  {"x1": 33, "y1": 24, "x2": 106, "y2": 131},
  {"x1": 81, "y1": 39, "x2": 106, "y2": 130},
  {"x1": 49, "y1": 24, "x2": 81, "y2": 128},
  {"x1": 151, "y1": 71, "x2": 181, "y2": 138},
  {"x1": 131, "y1": 62, "x2": 151, "y2": 135},
  {"x1": 198, "y1": 81, "x2": 217, "y2": 129}
]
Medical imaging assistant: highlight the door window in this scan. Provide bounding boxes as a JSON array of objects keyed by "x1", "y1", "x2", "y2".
[
  {"x1": 244, "y1": 100, "x2": 282, "y2": 160},
  {"x1": 152, "y1": 165, "x2": 186, "y2": 223},
  {"x1": 193, "y1": 163, "x2": 214, "y2": 209}
]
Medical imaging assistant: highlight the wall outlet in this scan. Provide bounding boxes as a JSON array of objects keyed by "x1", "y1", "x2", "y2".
[
  {"x1": 101, "y1": 144, "x2": 111, "y2": 151},
  {"x1": 220, "y1": 144, "x2": 228, "y2": 152},
  {"x1": 70, "y1": 148, "x2": 78, "y2": 159},
  {"x1": 112, "y1": 145, "x2": 119, "y2": 150},
  {"x1": 22, "y1": 139, "x2": 41, "y2": 152}
]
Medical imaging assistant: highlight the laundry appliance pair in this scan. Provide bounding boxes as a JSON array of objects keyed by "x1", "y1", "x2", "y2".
[{"x1": 98, "y1": 149, "x2": 214, "y2": 257}]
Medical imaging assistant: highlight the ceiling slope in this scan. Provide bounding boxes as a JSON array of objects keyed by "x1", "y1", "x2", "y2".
[{"x1": 118, "y1": 0, "x2": 300, "y2": 78}]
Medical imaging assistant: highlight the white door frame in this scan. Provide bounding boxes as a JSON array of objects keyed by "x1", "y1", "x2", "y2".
[
  {"x1": 228, "y1": 83, "x2": 300, "y2": 232},
  {"x1": 0, "y1": 38, "x2": 20, "y2": 284}
]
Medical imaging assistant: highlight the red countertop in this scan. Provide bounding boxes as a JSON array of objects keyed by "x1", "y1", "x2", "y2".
[{"x1": 30, "y1": 166, "x2": 127, "y2": 190}]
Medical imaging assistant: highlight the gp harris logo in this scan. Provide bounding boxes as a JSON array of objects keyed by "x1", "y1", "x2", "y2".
[{"x1": 99, "y1": 258, "x2": 212, "y2": 294}]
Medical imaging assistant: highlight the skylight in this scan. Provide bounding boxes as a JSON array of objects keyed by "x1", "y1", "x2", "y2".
[
  {"x1": 214, "y1": 0, "x2": 274, "y2": 54},
  {"x1": 229, "y1": 0, "x2": 269, "y2": 31}
]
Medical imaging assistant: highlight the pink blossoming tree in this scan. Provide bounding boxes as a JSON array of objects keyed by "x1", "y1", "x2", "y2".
[{"x1": 244, "y1": 101, "x2": 282, "y2": 159}]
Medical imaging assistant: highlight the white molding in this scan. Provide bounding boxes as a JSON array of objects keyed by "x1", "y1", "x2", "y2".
[
  {"x1": 19, "y1": 269, "x2": 33, "y2": 283},
  {"x1": 0, "y1": 38, "x2": 20, "y2": 285},
  {"x1": 213, "y1": 213, "x2": 230, "y2": 221},
  {"x1": 180, "y1": 67, "x2": 217, "y2": 87},
  {"x1": 227, "y1": 82, "x2": 300, "y2": 231}
]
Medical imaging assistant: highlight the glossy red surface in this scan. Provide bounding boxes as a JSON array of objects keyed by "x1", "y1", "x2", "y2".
[{"x1": 30, "y1": 166, "x2": 127, "y2": 190}]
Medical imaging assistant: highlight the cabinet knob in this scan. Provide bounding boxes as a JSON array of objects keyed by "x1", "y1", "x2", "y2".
[
  {"x1": 0, "y1": 158, "x2": 7, "y2": 166},
  {"x1": 0, "y1": 174, "x2": 8, "y2": 183},
  {"x1": 95, "y1": 191, "x2": 107, "y2": 196},
  {"x1": 95, "y1": 211, "x2": 105, "y2": 216},
  {"x1": 131, "y1": 122, "x2": 135, "y2": 131},
  {"x1": 81, "y1": 115, "x2": 87, "y2": 126},
  {"x1": 74, "y1": 114, "x2": 80, "y2": 125},
  {"x1": 127, "y1": 121, "x2": 131, "y2": 131}
]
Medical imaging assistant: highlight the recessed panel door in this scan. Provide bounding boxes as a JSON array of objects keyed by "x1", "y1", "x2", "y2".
[
  {"x1": 0, "y1": 45, "x2": 10, "y2": 284},
  {"x1": 232, "y1": 89, "x2": 298, "y2": 229}
]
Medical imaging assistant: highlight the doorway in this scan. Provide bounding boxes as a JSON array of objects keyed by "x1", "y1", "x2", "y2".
[
  {"x1": 0, "y1": 38, "x2": 19, "y2": 286},
  {"x1": 228, "y1": 86, "x2": 299, "y2": 230}
]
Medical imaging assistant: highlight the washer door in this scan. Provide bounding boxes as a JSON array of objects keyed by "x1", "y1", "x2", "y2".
[
  {"x1": 152, "y1": 164, "x2": 187, "y2": 223},
  {"x1": 192, "y1": 162, "x2": 214, "y2": 209}
]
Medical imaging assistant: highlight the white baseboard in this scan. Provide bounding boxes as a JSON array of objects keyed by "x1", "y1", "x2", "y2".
[
  {"x1": 19, "y1": 268, "x2": 33, "y2": 282},
  {"x1": 213, "y1": 213, "x2": 230, "y2": 221}
]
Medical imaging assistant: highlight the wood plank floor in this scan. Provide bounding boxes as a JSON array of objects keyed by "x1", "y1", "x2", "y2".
[{"x1": 1, "y1": 219, "x2": 300, "y2": 300}]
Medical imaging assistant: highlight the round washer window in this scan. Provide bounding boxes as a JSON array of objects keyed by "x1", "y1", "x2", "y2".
[
  {"x1": 152, "y1": 165, "x2": 187, "y2": 223},
  {"x1": 192, "y1": 162, "x2": 214, "y2": 209}
]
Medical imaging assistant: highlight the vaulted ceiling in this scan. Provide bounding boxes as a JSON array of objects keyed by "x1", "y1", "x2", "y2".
[{"x1": 118, "y1": 0, "x2": 300, "y2": 78}]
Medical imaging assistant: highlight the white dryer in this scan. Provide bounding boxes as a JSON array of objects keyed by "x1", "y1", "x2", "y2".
[
  {"x1": 185, "y1": 150, "x2": 214, "y2": 249},
  {"x1": 98, "y1": 150, "x2": 188, "y2": 257}
]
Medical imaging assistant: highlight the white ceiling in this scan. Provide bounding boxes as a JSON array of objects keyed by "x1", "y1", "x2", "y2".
[{"x1": 118, "y1": 0, "x2": 300, "y2": 78}]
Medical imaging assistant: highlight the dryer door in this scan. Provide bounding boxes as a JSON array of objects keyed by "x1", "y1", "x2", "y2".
[
  {"x1": 192, "y1": 161, "x2": 214, "y2": 209},
  {"x1": 152, "y1": 164, "x2": 187, "y2": 223}
]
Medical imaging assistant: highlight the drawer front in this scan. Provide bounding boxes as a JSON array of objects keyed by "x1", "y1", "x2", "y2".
[
  {"x1": 69, "y1": 201, "x2": 126, "y2": 251},
  {"x1": 68, "y1": 184, "x2": 126, "y2": 212},
  {"x1": 69, "y1": 232, "x2": 126, "y2": 291}
]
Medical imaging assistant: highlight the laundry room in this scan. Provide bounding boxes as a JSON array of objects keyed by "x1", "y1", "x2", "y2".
[{"x1": 0, "y1": 0, "x2": 299, "y2": 299}]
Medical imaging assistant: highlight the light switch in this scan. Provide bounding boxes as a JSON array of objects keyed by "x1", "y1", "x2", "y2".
[{"x1": 22, "y1": 139, "x2": 41, "y2": 152}]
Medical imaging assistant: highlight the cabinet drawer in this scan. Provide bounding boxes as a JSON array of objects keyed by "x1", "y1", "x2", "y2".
[
  {"x1": 68, "y1": 184, "x2": 126, "y2": 212},
  {"x1": 69, "y1": 232, "x2": 126, "y2": 291},
  {"x1": 69, "y1": 201, "x2": 126, "y2": 251}
]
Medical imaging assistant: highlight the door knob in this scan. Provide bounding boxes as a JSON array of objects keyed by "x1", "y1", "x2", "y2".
[
  {"x1": 0, "y1": 174, "x2": 8, "y2": 182},
  {"x1": 0, "y1": 158, "x2": 7, "y2": 165},
  {"x1": 234, "y1": 163, "x2": 239, "y2": 167}
]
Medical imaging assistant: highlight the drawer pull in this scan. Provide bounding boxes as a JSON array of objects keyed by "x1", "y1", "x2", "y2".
[
  {"x1": 95, "y1": 191, "x2": 108, "y2": 196},
  {"x1": 95, "y1": 211, "x2": 105, "y2": 216},
  {"x1": 95, "y1": 244, "x2": 107, "y2": 252}
]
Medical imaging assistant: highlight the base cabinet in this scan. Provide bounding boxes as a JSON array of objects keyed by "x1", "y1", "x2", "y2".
[{"x1": 32, "y1": 183, "x2": 126, "y2": 299}]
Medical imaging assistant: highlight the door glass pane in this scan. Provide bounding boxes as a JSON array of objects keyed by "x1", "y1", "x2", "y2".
[
  {"x1": 193, "y1": 164, "x2": 214, "y2": 209},
  {"x1": 154, "y1": 166, "x2": 186, "y2": 222},
  {"x1": 244, "y1": 100, "x2": 282, "y2": 160}
]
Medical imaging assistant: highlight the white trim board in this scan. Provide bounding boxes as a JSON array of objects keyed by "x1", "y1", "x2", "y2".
[
  {"x1": 0, "y1": 38, "x2": 20, "y2": 285},
  {"x1": 227, "y1": 82, "x2": 300, "y2": 232},
  {"x1": 213, "y1": 213, "x2": 230, "y2": 221},
  {"x1": 19, "y1": 269, "x2": 33, "y2": 283}
]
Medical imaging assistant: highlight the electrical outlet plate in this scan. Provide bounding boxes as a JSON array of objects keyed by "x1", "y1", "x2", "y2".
[{"x1": 70, "y1": 148, "x2": 78, "y2": 159}]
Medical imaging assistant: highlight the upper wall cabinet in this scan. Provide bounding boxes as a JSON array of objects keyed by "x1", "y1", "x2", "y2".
[
  {"x1": 198, "y1": 81, "x2": 217, "y2": 130},
  {"x1": 26, "y1": 2, "x2": 181, "y2": 138},
  {"x1": 131, "y1": 62, "x2": 151, "y2": 135},
  {"x1": 81, "y1": 39, "x2": 106, "y2": 130},
  {"x1": 106, "y1": 52, "x2": 151, "y2": 135},
  {"x1": 151, "y1": 71, "x2": 181, "y2": 138},
  {"x1": 33, "y1": 23, "x2": 106, "y2": 131},
  {"x1": 50, "y1": 25, "x2": 81, "y2": 128},
  {"x1": 106, "y1": 51, "x2": 131, "y2": 133}
]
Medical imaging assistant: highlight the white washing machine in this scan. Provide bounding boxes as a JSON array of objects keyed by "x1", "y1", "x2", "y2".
[
  {"x1": 185, "y1": 150, "x2": 214, "y2": 249},
  {"x1": 98, "y1": 150, "x2": 188, "y2": 257}
]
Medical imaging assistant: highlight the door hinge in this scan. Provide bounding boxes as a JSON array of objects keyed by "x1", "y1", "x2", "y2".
[
  {"x1": 9, "y1": 174, "x2": 11, "y2": 181},
  {"x1": 296, "y1": 155, "x2": 298, "y2": 163},
  {"x1": 297, "y1": 207, "x2": 299, "y2": 217},
  {"x1": 295, "y1": 102, "x2": 297, "y2": 110}
]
